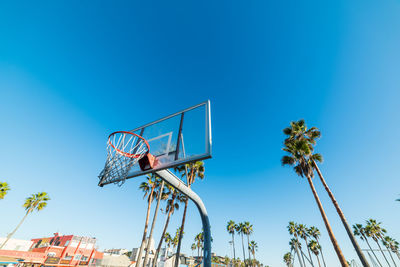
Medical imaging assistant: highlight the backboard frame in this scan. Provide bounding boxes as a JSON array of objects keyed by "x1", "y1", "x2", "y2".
[{"x1": 98, "y1": 100, "x2": 212, "y2": 187}]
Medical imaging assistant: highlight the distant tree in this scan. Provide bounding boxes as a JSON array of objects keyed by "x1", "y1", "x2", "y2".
[
  {"x1": 248, "y1": 241, "x2": 258, "y2": 267},
  {"x1": 297, "y1": 224, "x2": 314, "y2": 267},
  {"x1": 365, "y1": 219, "x2": 391, "y2": 267},
  {"x1": 0, "y1": 192, "x2": 50, "y2": 249},
  {"x1": 236, "y1": 222, "x2": 247, "y2": 264},
  {"x1": 309, "y1": 240, "x2": 321, "y2": 267},
  {"x1": 308, "y1": 227, "x2": 326, "y2": 267},
  {"x1": 174, "y1": 161, "x2": 205, "y2": 267},
  {"x1": 143, "y1": 178, "x2": 168, "y2": 267},
  {"x1": 227, "y1": 220, "x2": 237, "y2": 262},
  {"x1": 153, "y1": 185, "x2": 184, "y2": 267},
  {"x1": 382, "y1": 236, "x2": 398, "y2": 266},
  {"x1": 283, "y1": 252, "x2": 292, "y2": 267},
  {"x1": 353, "y1": 223, "x2": 382, "y2": 267},
  {"x1": 0, "y1": 182, "x2": 10, "y2": 199},
  {"x1": 288, "y1": 222, "x2": 305, "y2": 267}
]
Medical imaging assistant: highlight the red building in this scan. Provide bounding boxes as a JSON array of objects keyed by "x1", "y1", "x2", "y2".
[
  {"x1": 29, "y1": 233, "x2": 103, "y2": 266},
  {"x1": 0, "y1": 233, "x2": 103, "y2": 267}
]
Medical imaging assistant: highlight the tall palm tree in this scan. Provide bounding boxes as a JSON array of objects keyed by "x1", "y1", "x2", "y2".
[
  {"x1": 353, "y1": 224, "x2": 382, "y2": 267},
  {"x1": 191, "y1": 243, "x2": 197, "y2": 257},
  {"x1": 283, "y1": 252, "x2": 292, "y2": 267},
  {"x1": 298, "y1": 224, "x2": 314, "y2": 267},
  {"x1": 143, "y1": 178, "x2": 168, "y2": 267},
  {"x1": 195, "y1": 232, "x2": 204, "y2": 259},
  {"x1": 136, "y1": 174, "x2": 158, "y2": 267},
  {"x1": 309, "y1": 240, "x2": 322, "y2": 267},
  {"x1": 288, "y1": 222, "x2": 305, "y2": 267},
  {"x1": 382, "y1": 236, "x2": 398, "y2": 266},
  {"x1": 365, "y1": 219, "x2": 391, "y2": 267},
  {"x1": 244, "y1": 222, "x2": 254, "y2": 265},
  {"x1": 290, "y1": 238, "x2": 305, "y2": 267},
  {"x1": 0, "y1": 182, "x2": 10, "y2": 199},
  {"x1": 283, "y1": 119, "x2": 369, "y2": 267},
  {"x1": 0, "y1": 192, "x2": 50, "y2": 249},
  {"x1": 282, "y1": 121, "x2": 348, "y2": 267},
  {"x1": 227, "y1": 220, "x2": 237, "y2": 260},
  {"x1": 383, "y1": 237, "x2": 400, "y2": 261},
  {"x1": 248, "y1": 241, "x2": 257, "y2": 267},
  {"x1": 308, "y1": 226, "x2": 326, "y2": 267},
  {"x1": 174, "y1": 161, "x2": 205, "y2": 267},
  {"x1": 164, "y1": 232, "x2": 173, "y2": 257},
  {"x1": 236, "y1": 223, "x2": 247, "y2": 264},
  {"x1": 153, "y1": 186, "x2": 183, "y2": 267}
]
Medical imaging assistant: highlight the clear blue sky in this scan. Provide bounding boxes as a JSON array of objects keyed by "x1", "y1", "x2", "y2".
[{"x1": 1, "y1": 1, "x2": 400, "y2": 266}]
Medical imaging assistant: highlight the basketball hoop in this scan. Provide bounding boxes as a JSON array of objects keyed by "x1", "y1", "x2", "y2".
[{"x1": 98, "y1": 131, "x2": 150, "y2": 186}]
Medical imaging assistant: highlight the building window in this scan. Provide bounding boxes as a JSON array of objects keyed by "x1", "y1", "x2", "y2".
[
  {"x1": 81, "y1": 256, "x2": 88, "y2": 261},
  {"x1": 64, "y1": 240, "x2": 70, "y2": 246},
  {"x1": 64, "y1": 256, "x2": 72, "y2": 260},
  {"x1": 74, "y1": 255, "x2": 81, "y2": 260},
  {"x1": 47, "y1": 252, "x2": 56, "y2": 257}
]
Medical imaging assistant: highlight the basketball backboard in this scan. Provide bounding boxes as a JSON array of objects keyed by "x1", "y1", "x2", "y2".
[{"x1": 98, "y1": 100, "x2": 212, "y2": 186}]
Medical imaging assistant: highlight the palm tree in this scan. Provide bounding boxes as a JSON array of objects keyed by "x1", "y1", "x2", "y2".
[
  {"x1": 191, "y1": 243, "x2": 197, "y2": 257},
  {"x1": 353, "y1": 224, "x2": 382, "y2": 267},
  {"x1": 195, "y1": 232, "x2": 204, "y2": 259},
  {"x1": 298, "y1": 224, "x2": 314, "y2": 266},
  {"x1": 282, "y1": 121, "x2": 348, "y2": 267},
  {"x1": 164, "y1": 232, "x2": 173, "y2": 257},
  {"x1": 236, "y1": 223, "x2": 247, "y2": 264},
  {"x1": 289, "y1": 238, "x2": 306, "y2": 267},
  {"x1": 248, "y1": 241, "x2": 258, "y2": 267},
  {"x1": 308, "y1": 226, "x2": 326, "y2": 267},
  {"x1": 0, "y1": 192, "x2": 50, "y2": 249},
  {"x1": 143, "y1": 178, "x2": 168, "y2": 267},
  {"x1": 227, "y1": 220, "x2": 237, "y2": 261},
  {"x1": 136, "y1": 174, "x2": 158, "y2": 267},
  {"x1": 383, "y1": 237, "x2": 400, "y2": 261},
  {"x1": 283, "y1": 252, "x2": 292, "y2": 267},
  {"x1": 382, "y1": 236, "x2": 398, "y2": 266},
  {"x1": 283, "y1": 119, "x2": 369, "y2": 267},
  {"x1": 365, "y1": 219, "x2": 391, "y2": 267},
  {"x1": 309, "y1": 240, "x2": 322, "y2": 267},
  {"x1": 174, "y1": 161, "x2": 205, "y2": 267},
  {"x1": 0, "y1": 182, "x2": 10, "y2": 199},
  {"x1": 153, "y1": 186, "x2": 183, "y2": 267},
  {"x1": 244, "y1": 222, "x2": 254, "y2": 265},
  {"x1": 288, "y1": 222, "x2": 305, "y2": 267}
]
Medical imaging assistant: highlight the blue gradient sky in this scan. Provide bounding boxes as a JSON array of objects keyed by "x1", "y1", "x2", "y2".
[{"x1": 1, "y1": 1, "x2": 400, "y2": 266}]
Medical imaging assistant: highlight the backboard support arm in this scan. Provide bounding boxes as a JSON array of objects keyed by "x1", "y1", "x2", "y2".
[{"x1": 155, "y1": 169, "x2": 211, "y2": 267}]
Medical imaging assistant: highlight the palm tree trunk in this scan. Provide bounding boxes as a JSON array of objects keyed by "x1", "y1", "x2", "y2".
[
  {"x1": 293, "y1": 240, "x2": 304, "y2": 267},
  {"x1": 232, "y1": 233, "x2": 236, "y2": 261},
  {"x1": 174, "y1": 197, "x2": 188, "y2": 267},
  {"x1": 143, "y1": 181, "x2": 165, "y2": 267},
  {"x1": 306, "y1": 175, "x2": 348, "y2": 267},
  {"x1": 361, "y1": 234, "x2": 383, "y2": 267},
  {"x1": 316, "y1": 239, "x2": 327, "y2": 267},
  {"x1": 305, "y1": 237, "x2": 315, "y2": 267},
  {"x1": 316, "y1": 255, "x2": 321, "y2": 267},
  {"x1": 136, "y1": 184, "x2": 156, "y2": 267},
  {"x1": 0, "y1": 212, "x2": 30, "y2": 249},
  {"x1": 374, "y1": 240, "x2": 391, "y2": 267},
  {"x1": 313, "y1": 162, "x2": 370, "y2": 267},
  {"x1": 300, "y1": 246, "x2": 307, "y2": 267},
  {"x1": 247, "y1": 235, "x2": 251, "y2": 266},
  {"x1": 152, "y1": 193, "x2": 176, "y2": 267},
  {"x1": 241, "y1": 233, "x2": 246, "y2": 265},
  {"x1": 386, "y1": 247, "x2": 397, "y2": 267}
]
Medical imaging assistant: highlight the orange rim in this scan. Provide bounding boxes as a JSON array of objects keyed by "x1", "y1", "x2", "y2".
[{"x1": 108, "y1": 131, "x2": 150, "y2": 158}]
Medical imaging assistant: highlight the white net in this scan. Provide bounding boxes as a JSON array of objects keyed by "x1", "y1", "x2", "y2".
[{"x1": 98, "y1": 131, "x2": 149, "y2": 186}]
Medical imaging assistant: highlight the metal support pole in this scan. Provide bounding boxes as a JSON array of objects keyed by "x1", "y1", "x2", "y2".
[{"x1": 155, "y1": 169, "x2": 211, "y2": 267}]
